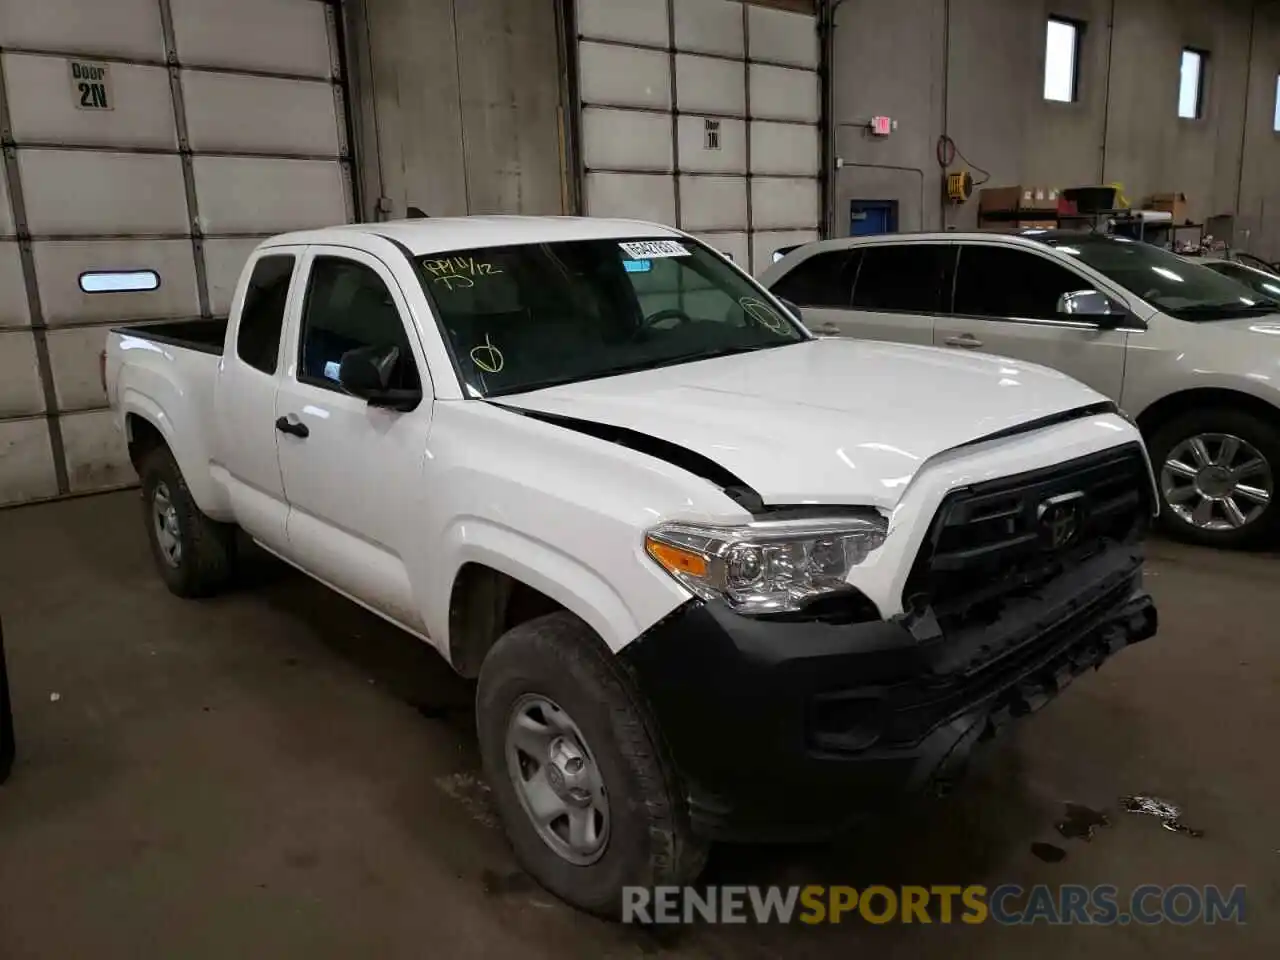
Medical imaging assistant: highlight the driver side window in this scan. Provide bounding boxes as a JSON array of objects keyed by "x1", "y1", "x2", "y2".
[
  {"x1": 953, "y1": 245, "x2": 1088, "y2": 321},
  {"x1": 298, "y1": 256, "x2": 420, "y2": 392}
]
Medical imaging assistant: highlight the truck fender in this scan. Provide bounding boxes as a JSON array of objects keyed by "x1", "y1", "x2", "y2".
[
  {"x1": 120, "y1": 389, "x2": 231, "y2": 518},
  {"x1": 433, "y1": 519, "x2": 653, "y2": 657}
]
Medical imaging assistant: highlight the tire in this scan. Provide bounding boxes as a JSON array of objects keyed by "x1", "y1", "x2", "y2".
[
  {"x1": 139, "y1": 445, "x2": 237, "y2": 597},
  {"x1": 476, "y1": 611, "x2": 707, "y2": 918},
  {"x1": 1146, "y1": 405, "x2": 1280, "y2": 549}
]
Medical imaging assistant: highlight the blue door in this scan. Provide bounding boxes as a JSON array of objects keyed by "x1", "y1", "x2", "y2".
[{"x1": 849, "y1": 200, "x2": 899, "y2": 236}]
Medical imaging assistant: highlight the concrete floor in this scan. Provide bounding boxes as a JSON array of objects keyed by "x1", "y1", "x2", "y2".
[{"x1": 0, "y1": 491, "x2": 1276, "y2": 959}]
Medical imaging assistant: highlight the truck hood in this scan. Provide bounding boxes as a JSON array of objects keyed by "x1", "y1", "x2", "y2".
[{"x1": 498, "y1": 338, "x2": 1111, "y2": 510}]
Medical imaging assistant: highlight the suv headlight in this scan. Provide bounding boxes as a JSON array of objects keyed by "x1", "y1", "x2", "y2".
[{"x1": 644, "y1": 516, "x2": 887, "y2": 615}]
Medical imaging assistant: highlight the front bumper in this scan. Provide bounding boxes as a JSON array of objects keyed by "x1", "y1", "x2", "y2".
[{"x1": 618, "y1": 546, "x2": 1157, "y2": 842}]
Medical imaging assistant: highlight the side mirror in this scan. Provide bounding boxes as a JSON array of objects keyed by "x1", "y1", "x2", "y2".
[
  {"x1": 339, "y1": 344, "x2": 421, "y2": 411},
  {"x1": 1057, "y1": 289, "x2": 1124, "y2": 327}
]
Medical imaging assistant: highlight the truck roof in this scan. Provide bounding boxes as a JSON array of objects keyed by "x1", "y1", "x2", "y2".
[{"x1": 262, "y1": 215, "x2": 682, "y2": 256}]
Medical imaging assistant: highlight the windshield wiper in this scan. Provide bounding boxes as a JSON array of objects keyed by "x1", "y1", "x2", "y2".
[{"x1": 1180, "y1": 300, "x2": 1278, "y2": 315}]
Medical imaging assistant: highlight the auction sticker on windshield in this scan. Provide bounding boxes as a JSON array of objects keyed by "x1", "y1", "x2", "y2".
[{"x1": 620, "y1": 240, "x2": 689, "y2": 259}]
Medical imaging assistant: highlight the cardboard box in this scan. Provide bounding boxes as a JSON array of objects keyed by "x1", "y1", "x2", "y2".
[
  {"x1": 979, "y1": 185, "x2": 1060, "y2": 213},
  {"x1": 1148, "y1": 192, "x2": 1189, "y2": 223},
  {"x1": 1023, "y1": 187, "x2": 1060, "y2": 211},
  {"x1": 979, "y1": 186, "x2": 1022, "y2": 213}
]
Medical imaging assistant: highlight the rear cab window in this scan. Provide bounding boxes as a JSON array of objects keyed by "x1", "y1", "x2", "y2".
[{"x1": 236, "y1": 255, "x2": 295, "y2": 374}]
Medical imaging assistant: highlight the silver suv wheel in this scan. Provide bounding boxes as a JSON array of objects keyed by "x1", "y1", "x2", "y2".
[{"x1": 1160, "y1": 432, "x2": 1273, "y2": 531}]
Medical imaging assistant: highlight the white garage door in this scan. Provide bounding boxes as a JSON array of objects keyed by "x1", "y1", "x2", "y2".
[
  {"x1": 0, "y1": 0, "x2": 353, "y2": 506},
  {"x1": 575, "y1": 0, "x2": 821, "y2": 274}
]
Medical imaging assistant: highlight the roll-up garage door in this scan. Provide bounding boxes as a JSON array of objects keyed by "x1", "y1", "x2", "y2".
[
  {"x1": 0, "y1": 0, "x2": 353, "y2": 506},
  {"x1": 574, "y1": 0, "x2": 821, "y2": 274}
]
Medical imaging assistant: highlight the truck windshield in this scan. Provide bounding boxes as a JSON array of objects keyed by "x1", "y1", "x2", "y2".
[
  {"x1": 413, "y1": 237, "x2": 807, "y2": 397},
  {"x1": 1042, "y1": 235, "x2": 1280, "y2": 321}
]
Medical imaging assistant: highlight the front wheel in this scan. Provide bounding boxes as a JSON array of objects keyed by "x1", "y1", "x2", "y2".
[
  {"x1": 476, "y1": 612, "x2": 707, "y2": 918},
  {"x1": 1148, "y1": 406, "x2": 1279, "y2": 549}
]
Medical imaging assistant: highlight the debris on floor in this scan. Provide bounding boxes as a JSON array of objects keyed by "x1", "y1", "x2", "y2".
[
  {"x1": 435, "y1": 771, "x2": 500, "y2": 829},
  {"x1": 481, "y1": 868, "x2": 535, "y2": 897},
  {"x1": 1030, "y1": 841, "x2": 1067, "y2": 862},
  {"x1": 1055, "y1": 802, "x2": 1110, "y2": 841},
  {"x1": 1120, "y1": 794, "x2": 1205, "y2": 838},
  {"x1": 49, "y1": 692, "x2": 61, "y2": 703}
]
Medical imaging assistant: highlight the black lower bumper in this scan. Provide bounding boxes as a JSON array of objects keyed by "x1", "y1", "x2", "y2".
[{"x1": 618, "y1": 548, "x2": 1157, "y2": 842}]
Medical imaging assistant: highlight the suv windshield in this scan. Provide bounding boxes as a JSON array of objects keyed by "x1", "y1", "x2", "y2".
[
  {"x1": 1041, "y1": 235, "x2": 1280, "y2": 321},
  {"x1": 414, "y1": 237, "x2": 806, "y2": 397}
]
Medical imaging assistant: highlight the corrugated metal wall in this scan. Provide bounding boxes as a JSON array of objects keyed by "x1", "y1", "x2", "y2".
[
  {"x1": 347, "y1": 0, "x2": 565, "y2": 222},
  {"x1": 575, "y1": 0, "x2": 822, "y2": 273},
  {"x1": 0, "y1": 0, "x2": 354, "y2": 507}
]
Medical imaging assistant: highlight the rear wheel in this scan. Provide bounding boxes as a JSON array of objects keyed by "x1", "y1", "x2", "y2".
[
  {"x1": 476, "y1": 611, "x2": 706, "y2": 917},
  {"x1": 139, "y1": 446, "x2": 237, "y2": 597},
  {"x1": 1148, "y1": 406, "x2": 1279, "y2": 549}
]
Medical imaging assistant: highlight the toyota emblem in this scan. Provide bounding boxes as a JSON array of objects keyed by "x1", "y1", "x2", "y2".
[{"x1": 1037, "y1": 491, "x2": 1087, "y2": 550}]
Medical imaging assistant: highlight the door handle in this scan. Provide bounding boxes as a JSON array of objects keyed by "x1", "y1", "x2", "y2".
[
  {"x1": 275, "y1": 415, "x2": 309, "y2": 439},
  {"x1": 944, "y1": 334, "x2": 984, "y2": 349}
]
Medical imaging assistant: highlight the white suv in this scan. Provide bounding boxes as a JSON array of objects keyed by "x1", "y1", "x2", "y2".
[{"x1": 761, "y1": 231, "x2": 1280, "y2": 549}]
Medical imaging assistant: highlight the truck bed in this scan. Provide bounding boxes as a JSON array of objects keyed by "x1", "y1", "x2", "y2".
[{"x1": 112, "y1": 318, "x2": 229, "y2": 356}]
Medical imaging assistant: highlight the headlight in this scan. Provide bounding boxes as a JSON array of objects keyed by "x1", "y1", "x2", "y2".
[{"x1": 644, "y1": 516, "x2": 887, "y2": 615}]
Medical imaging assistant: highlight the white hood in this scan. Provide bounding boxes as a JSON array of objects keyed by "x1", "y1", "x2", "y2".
[{"x1": 501, "y1": 338, "x2": 1111, "y2": 510}]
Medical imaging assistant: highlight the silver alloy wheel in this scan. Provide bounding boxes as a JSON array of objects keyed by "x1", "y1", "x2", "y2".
[
  {"x1": 505, "y1": 694, "x2": 609, "y2": 865},
  {"x1": 1161, "y1": 432, "x2": 1273, "y2": 531},
  {"x1": 152, "y1": 482, "x2": 183, "y2": 567}
]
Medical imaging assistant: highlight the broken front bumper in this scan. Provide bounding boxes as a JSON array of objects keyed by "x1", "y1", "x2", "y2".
[{"x1": 618, "y1": 547, "x2": 1157, "y2": 842}]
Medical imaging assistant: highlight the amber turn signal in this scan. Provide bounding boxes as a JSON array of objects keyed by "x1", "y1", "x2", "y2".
[{"x1": 645, "y1": 538, "x2": 709, "y2": 579}]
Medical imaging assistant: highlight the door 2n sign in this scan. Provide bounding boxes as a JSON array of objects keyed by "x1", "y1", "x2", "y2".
[{"x1": 68, "y1": 60, "x2": 113, "y2": 111}]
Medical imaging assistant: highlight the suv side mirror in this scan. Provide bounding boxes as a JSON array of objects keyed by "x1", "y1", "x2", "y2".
[
  {"x1": 1057, "y1": 289, "x2": 1124, "y2": 327},
  {"x1": 339, "y1": 344, "x2": 422, "y2": 411}
]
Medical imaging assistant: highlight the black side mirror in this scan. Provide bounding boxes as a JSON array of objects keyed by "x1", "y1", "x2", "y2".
[{"x1": 339, "y1": 344, "x2": 422, "y2": 411}]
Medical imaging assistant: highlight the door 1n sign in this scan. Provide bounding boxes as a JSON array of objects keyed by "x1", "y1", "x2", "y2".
[{"x1": 69, "y1": 60, "x2": 112, "y2": 111}]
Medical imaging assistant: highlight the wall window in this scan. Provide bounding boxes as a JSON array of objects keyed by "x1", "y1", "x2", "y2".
[
  {"x1": 1043, "y1": 17, "x2": 1082, "y2": 102},
  {"x1": 1178, "y1": 48, "x2": 1207, "y2": 119},
  {"x1": 78, "y1": 269, "x2": 159, "y2": 293}
]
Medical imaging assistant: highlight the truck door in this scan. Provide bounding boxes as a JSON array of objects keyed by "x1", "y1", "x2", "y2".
[
  {"x1": 272, "y1": 247, "x2": 434, "y2": 630},
  {"x1": 213, "y1": 251, "x2": 299, "y2": 553}
]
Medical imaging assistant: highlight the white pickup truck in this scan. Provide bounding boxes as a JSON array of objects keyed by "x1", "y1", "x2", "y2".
[{"x1": 106, "y1": 217, "x2": 1159, "y2": 917}]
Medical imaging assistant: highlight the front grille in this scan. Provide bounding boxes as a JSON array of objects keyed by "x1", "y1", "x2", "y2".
[{"x1": 904, "y1": 443, "x2": 1151, "y2": 630}]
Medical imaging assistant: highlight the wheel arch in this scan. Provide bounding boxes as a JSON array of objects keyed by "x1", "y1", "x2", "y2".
[
  {"x1": 447, "y1": 562, "x2": 572, "y2": 679},
  {"x1": 125, "y1": 411, "x2": 168, "y2": 470},
  {"x1": 119, "y1": 392, "x2": 230, "y2": 518},
  {"x1": 1134, "y1": 387, "x2": 1280, "y2": 439}
]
